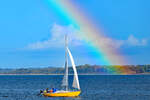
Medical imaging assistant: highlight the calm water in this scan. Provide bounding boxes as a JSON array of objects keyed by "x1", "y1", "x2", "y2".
[{"x1": 0, "y1": 75, "x2": 150, "y2": 100}]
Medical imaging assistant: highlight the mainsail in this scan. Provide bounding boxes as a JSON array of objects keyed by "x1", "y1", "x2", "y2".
[{"x1": 67, "y1": 47, "x2": 80, "y2": 90}]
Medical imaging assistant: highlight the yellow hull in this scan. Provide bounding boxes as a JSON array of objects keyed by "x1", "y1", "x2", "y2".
[{"x1": 43, "y1": 91, "x2": 81, "y2": 97}]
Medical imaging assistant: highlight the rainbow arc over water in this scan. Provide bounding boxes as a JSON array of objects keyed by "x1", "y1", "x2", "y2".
[{"x1": 45, "y1": 0, "x2": 133, "y2": 74}]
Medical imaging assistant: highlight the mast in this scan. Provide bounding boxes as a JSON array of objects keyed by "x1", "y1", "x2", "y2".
[
  {"x1": 65, "y1": 35, "x2": 68, "y2": 91},
  {"x1": 61, "y1": 35, "x2": 68, "y2": 91}
]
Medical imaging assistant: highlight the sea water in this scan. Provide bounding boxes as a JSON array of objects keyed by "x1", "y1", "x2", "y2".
[{"x1": 0, "y1": 75, "x2": 150, "y2": 100}]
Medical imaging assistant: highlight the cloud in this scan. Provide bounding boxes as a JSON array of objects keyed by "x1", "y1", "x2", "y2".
[
  {"x1": 126, "y1": 35, "x2": 147, "y2": 46},
  {"x1": 25, "y1": 23, "x2": 148, "y2": 50},
  {"x1": 89, "y1": 34, "x2": 148, "y2": 49},
  {"x1": 112, "y1": 34, "x2": 148, "y2": 48},
  {"x1": 92, "y1": 34, "x2": 148, "y2": 49},
  {"x1": 25, "y1": 24, "x2": 83, "y2": 50}
]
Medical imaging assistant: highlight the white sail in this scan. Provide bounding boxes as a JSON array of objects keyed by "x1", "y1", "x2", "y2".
[
  {"x1": 61, "y1": 61, "x2": 68, "y2": 87},
  {"x1": 67, "y1": 47, "x2": 80, "y2": 90}
]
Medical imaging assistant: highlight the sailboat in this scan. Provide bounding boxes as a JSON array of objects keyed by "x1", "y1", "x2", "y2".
[{"x1": 43, "y1": 36, "x2": 81, "y2": 97}]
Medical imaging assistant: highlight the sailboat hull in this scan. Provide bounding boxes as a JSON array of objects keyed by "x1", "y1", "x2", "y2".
[{"x1": 43, "y1": 91, "x2": 81, "y2": 97}]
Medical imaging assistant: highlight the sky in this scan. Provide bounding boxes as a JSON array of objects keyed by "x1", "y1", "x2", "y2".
[{"x1": 0, "y1": 0, "x2": 150, "y2": 68}]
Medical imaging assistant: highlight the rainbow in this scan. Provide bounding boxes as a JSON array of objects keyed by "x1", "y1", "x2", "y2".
[
  {"x1": 95, "y1": 65, "x2": 136, "y2": 75},
  {"x1": 45, "y1": 0, "x2": 131, "y2": 74}
]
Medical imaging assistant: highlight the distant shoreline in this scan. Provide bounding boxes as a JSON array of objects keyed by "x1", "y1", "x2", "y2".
[
  {"x1": 0, "y1": 73, "x2": 149, "y2": 75},
  {"x1": 0, "y1": 64, "x2": 150, "y2": 75}
]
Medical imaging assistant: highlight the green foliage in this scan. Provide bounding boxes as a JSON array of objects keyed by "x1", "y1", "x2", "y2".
[{"x1": 0, "y1": 64, "x2": 150, "y2": 75}]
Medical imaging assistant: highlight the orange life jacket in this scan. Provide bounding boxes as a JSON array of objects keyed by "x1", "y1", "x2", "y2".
[{"x1": 50, "y1": 89, "x2": 53, "y2": 93}]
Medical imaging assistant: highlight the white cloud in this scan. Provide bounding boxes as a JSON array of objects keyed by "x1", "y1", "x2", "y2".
[
  {"x1": 92, "y1": 34, "x2": 148, "y2": 49},
  {"x1": 25, "y1": 23, "x2": 148, "y2": 50},
  {"x1": 126, "y1": 35, "x2": 147, "y2": 46},
  {"x1": 25, "y1": 24, "x2": 83, "y2": 50},
  {"x1": 112, "y1": 34, "x2": 148, "y2": 47}
]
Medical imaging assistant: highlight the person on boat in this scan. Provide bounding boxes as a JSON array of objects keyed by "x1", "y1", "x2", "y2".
[
  {"x1": 49, "y1": 89, "x2": 53, "y2": 93},
  {"x1": 52, "y1": 88, "x2": 57, "y2": 93},
  {"x1": 46, "y1": 88, "x2": 49, "y2": 93}
]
